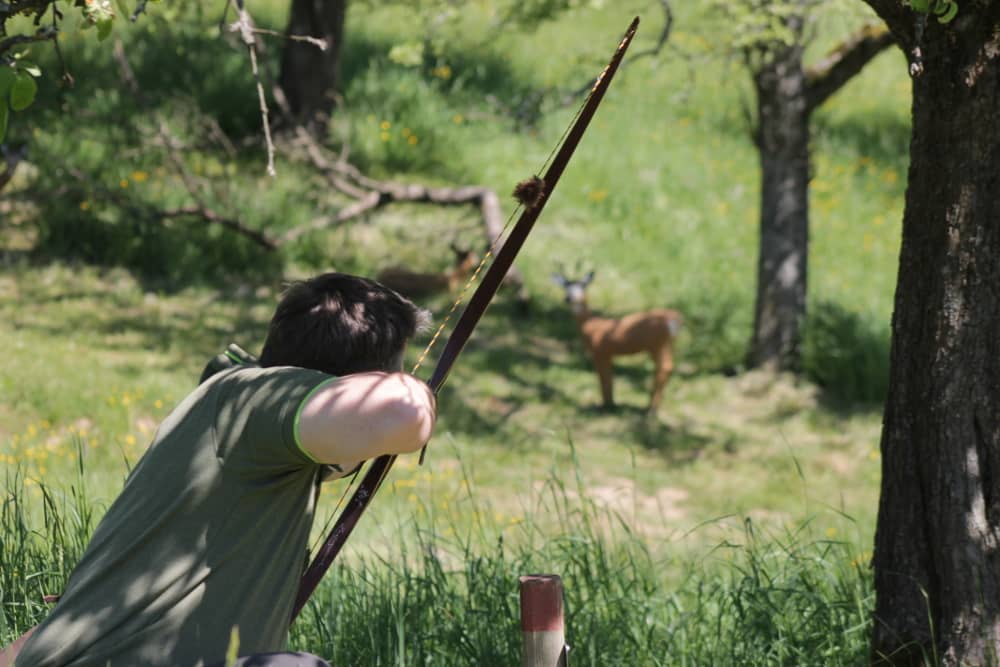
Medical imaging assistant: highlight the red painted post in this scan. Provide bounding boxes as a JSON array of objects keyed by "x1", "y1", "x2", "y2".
[{"x1": 519, "y1": 574, "x2": 569, "y2": 667}]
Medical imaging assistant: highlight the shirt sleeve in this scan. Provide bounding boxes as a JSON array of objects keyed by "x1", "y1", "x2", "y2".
[{"x1": 213, "y1": 366, "x2": 334, "y2": 474}]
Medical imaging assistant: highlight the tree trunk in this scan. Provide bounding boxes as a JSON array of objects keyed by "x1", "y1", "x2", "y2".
[
  {"x1": 870, "y1": 9, "x2": 1000, "y2": 666},
  {"x1": 747, "y1": 43, "x2": 811, "y2": 371},
  {"x1": 278, "y1": 0, "x2": 347, "y2": 130}
]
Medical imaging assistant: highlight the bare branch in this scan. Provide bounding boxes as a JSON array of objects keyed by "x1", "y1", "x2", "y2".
[
  {"x1": 0, "y1": 25, "x2": 56, "y2": 56},
  {"x1": 50, "y1": 7, "x2": 73, "y2": 86},
  {"x1": 805, "y1": 24, "x2": 896, "y2": 113},
  {"x1": 160, "y1": 206, "x2": 279, "y2": 250},
  {"x1": 231, "y1": 2, "x2": 276, "y2": 176},
  {"x1": 112, "y1": 39, "x2": 140, "y2": 96},
  {"x1": 558, "y1": 0, "x2": 673, "y2": 106},
  {"x1": 0, "y1": 144, "x2": 27, "y2": 194},
  {"x1": 859, "y1": 0, "x2": 917, "y2": 49},
  {"x1": 130, "y1": 0, "x2": 149, "y2": 23},
  {"x1": 250, "y1": 27, "x2": 328, "y2": 51},
  {"x1": 61, "y1": 164, "x2": 279, "y2": 250},
  {"x1": 284, "y1": 130, "x2": 509, "y2": 241},
  {"x1": 281, "y1": 130, "x2": 524, "y2": 305}
]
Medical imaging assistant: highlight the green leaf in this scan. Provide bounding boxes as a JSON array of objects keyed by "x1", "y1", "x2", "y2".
[
  {"x1": 97, "y1": 19, "x2": 113, "y2": 41},
  {"x1": 0, "y1": 67, "x2": 15, "y2": 100},
  {"x1": 0, "y1": 104, "x2": 7, "y2": 143},
  {"x1": 910, "y1": 0, "x2": 930, "y2": 11},
  {"x1": 936, "y1": 1, "x2": 959, "y2": 22},
  {"x1": 10, "y1": 74, "x2": 37, "y2": 111}
]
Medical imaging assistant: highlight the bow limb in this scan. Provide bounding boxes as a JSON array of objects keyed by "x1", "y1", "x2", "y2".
[{"x1": 291, "y1": 16, "x2": 641, "y2": 623}]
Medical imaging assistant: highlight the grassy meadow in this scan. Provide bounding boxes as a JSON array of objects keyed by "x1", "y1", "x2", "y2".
[{"x1": 1, "y1": 0, "x2": 909, "y2": 663}]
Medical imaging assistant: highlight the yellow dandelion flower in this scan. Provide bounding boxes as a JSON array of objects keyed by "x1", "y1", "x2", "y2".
[
  {"x1": 120, "y1": 179, "x2": 129, "y2": 189},
  {"x1": 588, "y1": 189, "x2": 608, "y2": 203},
  {"x1": 380, "y1": 120, "x2": 391, "y2": 130},
  {"x1": 131, "y1": 170, "x2": 149, "y2": 183},
  {"x1": 452, "y1": 114, "x2": 464, "y2": 124},
  {"x1": 122, "y1": 395, "x2": 132, "y2": 406},
  {"x1": 380, "y1": 131, "x2": 390, "y2": 142},
  {"x1": 825, "y1": 527, "x2": 837, "y2": 538},
  {"x1": 26, "y1": 424, "x2": 37, "y2": 438},
  {"x1": 407, "y1": 135, "x2": 418, "y2": 145},
  {"x1": 125, "y1": 434, "x2": 137, "y2": 446}
]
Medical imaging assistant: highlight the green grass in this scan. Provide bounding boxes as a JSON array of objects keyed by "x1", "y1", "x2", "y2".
[
  {"x1": 0, "y1": 0, "x2": 909, "y2": 661},
  {"x1": 3, "y1": 453, "x2": 873, "y2": 665}
]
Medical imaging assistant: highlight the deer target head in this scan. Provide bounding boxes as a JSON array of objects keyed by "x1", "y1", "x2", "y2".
[{"x1": 551, "y1": 268, "x2": 594, "y2": 315}]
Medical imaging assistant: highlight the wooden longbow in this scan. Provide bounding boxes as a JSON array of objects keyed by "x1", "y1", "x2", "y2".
[{"x1": 292, "y1": 16, "x2": 642, "y2": 622}]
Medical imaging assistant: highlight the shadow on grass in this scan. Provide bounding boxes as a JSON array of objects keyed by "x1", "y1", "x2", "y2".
[
  {"x1": 813, "y1": 107, "x2": 911, "y2": 168},
  {"x1": 7, "y1": 263, "x2": 274, "y2": 376},
  {"x1": 803, "y1": 300, "x2": 890, "y2": 411}
]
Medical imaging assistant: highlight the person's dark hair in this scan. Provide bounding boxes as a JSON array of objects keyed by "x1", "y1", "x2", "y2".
[{"x1": 259, "y1": 273, "x2": 430, "y2": 376}]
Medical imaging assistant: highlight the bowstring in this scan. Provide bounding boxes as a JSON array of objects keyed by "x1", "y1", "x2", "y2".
[
  {"x1": 307, "y1": 75, "x2": 599, "y2": 562},
  {"x1": 410, "y1": 92, "x2": 590, "y2": 377}
]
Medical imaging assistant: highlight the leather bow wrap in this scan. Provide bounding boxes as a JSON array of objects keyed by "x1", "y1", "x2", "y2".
[{"x1": 292, "y1": 16, "x2": 641, "y2": 621}]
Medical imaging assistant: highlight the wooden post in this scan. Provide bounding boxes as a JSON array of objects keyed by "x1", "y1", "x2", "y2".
[{"x1": 519, "y1": 574, "x2": 568, "y2": 667}]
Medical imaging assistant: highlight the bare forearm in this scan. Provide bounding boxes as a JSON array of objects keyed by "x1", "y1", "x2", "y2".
[{"x1": 297, "y1": 372, "x2": 436, "y2": 464}]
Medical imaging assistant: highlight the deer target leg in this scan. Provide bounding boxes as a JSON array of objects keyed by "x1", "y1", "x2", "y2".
[
  {"x1": 648, "y1": 348, "x2": 674, "y2": 413},
  {"x1": 592, "y1": 356, "x2": 615, "y2": 408}
]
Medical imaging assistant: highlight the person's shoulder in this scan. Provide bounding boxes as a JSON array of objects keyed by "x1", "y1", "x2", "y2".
[{"x1": 222, "y1": 365, "x2": 331, "y2": 385}]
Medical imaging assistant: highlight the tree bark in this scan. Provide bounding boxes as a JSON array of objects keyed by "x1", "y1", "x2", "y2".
[
  {"x1": 278, "y1": 0, "x2": 347, "y2": 130},
  {"x1": 868, "y1": 7, "x2": 1000, "y2": 666},
  {"x1": 747, "y1": 42, "x2": 811, "y2": 371},
  {"x1": 747, "y1": 22, "x2": 895, "y2": 371}
]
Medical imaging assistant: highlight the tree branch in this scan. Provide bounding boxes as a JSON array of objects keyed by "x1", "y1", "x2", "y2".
[
  {"x1": 860, "y1": 0, "x2": 917, "y2": 49},
  {"x1": 0, "y1": 144, "x2": 27, "y2": 194},
  {"x1": 282, "y1": 127, "x2": 526, "y2": 301},
  {"x1": 558, "y1": 0, "x2": 673, "y2": 107},
  {"x1": 282, "y1": 129, "x2": 506, "y2": 248},
  {"x1": 0, "y1": 24, "x2": 56, "y2": 57},
  {"x1": 61, "y1": 165, "x2": 280, "y2": 250},
  {"x1": 160, "y1": 206, "x2": 278, "y2": 250},
  {"x1": 231, "y1": 1, "x2": 276, "y2": 176},
  {"x1": 805, "y1": 24, "x2": 896, "y2": 113}
]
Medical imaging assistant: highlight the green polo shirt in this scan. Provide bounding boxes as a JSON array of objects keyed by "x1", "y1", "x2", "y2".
[{"x1": 17, "y1": 365, "x2": 339, "y2": 667}]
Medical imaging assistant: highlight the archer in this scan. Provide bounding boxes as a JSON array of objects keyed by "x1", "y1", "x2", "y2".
[{"x1": 10, "y1": 273, "x2": 437, "y2": 667}]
